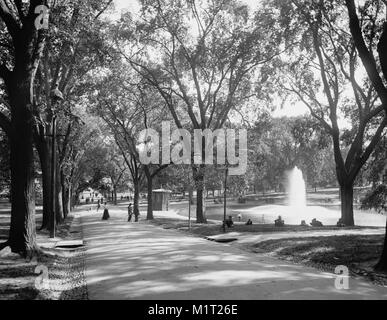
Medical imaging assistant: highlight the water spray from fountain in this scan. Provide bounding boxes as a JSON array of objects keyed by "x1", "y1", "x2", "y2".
[{"x1": 287, "y1": 166, "x2": 307, "y2": 208}]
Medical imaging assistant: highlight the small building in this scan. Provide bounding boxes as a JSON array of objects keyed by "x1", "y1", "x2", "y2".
[
  {"x1": 79, "y1": 188, "x2": 103, "y2": 204},
  {"x1": 152, "y1": 189, "x2": 172, "y2": 211}
]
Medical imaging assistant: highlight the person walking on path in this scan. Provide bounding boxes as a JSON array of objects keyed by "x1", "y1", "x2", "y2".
[
  {"x1": 97, "y1": 199, "x2": 101, "y2": 212},
  {"x1": 102, "y1": 202, "x2": 110, "y2": 220},
  {"x1": 127, "y1": 203, "x2": 133, "y2": 222}
]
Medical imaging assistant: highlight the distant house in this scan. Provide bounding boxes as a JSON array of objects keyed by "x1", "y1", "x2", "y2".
[{"x1": 79, "y1": 188, "x2": 103, "y2": 204}]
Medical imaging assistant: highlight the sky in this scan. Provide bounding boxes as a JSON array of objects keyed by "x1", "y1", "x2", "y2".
[
  {"x1": 114, "y1": 0, "x2": 261, "y2": 13},
  {"x1": 111, "y1": 0, "x2": 311, "y2": 119}
]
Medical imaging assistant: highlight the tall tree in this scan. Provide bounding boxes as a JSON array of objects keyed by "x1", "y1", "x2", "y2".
[
  {"x1": 0, "y1": 0, "x2": 48, "y2": 255},
  {"x1": 116, "y1": 0, "x2": 286, "y2": 222},
  {"x1": 33, "y1": 0, "x2": 114, "y2": 229},
  {"x1": 344, "y1": 0, "x2": 387, "y2": 269},
  {"x1": 88, "y1": 62, "x2": 170, "y2": 219},
  {"x1": 270, "y1": 0, "x2": 386, "y2": 226}
]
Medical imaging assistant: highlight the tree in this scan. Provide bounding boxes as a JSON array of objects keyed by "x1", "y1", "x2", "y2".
[
  {"x1": 116, "y1": 0, "x2": 286, "y2": 222},
  {"x1": 269, "y1": 0, "x2": 386, "y2": 226},
  {"x1": 33, "y1": 0, "x2": 114, "y2": 230},
  {"x1": 246, "y1": 113, "x2": 336, "y2": 194},
  {"x1": 344, "y1": 0, "x2": 387, "y2": 271},
  {"x1": 88, "y1": 61, "x2": 170, "y2": 219},
  {"x1": 0, "y1": 0, "x2": 49, "y2": 255},
  {"x1": 361, "y1": 184, "x2": 387, "y2": 270},
  {"x1": 59, "y1": 116, "x2": 116, "y2": 209},
  {"x1": 102, "y1": 145, "x2": 127, "y2": 205},
  {"x1": 290, "y1": 116, "x2": 336, "y2": 190}
]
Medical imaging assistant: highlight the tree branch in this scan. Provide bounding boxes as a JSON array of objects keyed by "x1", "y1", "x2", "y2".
[
  {"x1": 0, "y1": 0, "x2": 20, "y2": 40},
  {"x1": 345, "y1": 0, "x2": 387, "y2": 105}
]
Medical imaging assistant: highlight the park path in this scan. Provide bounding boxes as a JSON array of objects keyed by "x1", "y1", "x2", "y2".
[{"x1": 81, "y1": 208, "x2": 387, "y2": 300}]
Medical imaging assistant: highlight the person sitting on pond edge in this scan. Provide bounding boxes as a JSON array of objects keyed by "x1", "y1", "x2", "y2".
[
  {"x1": 275, "y1": 215, "x2": 284, "y2": 227},
  {"x1": 310, "y1": 218, "x2": 323, "y2": 227},
  {"x1": 225, "y1": 215, "x2": 233, "y2": 228}
]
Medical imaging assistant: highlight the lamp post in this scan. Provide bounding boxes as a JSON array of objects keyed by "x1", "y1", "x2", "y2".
[
  {"x1": 49, "y1": 84, "x2": 64, "y2": 238},
  {"x1": 221, "y1": 166, "x2": 228, "y2": 233},
  {"x1": 49, "y1": 114, "x2": 57, "y2": 238},
  {"x1": 188, "y1": 186, "x2": 192, "y2": 230},
  {"x1": 223, "y1": 167, "x2": 228, "y2": 233}
]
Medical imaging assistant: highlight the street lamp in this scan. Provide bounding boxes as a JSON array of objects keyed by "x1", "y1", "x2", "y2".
[
  {"x1": 188, "y1": 185, "x2": 192, "y2": 230},
  {"x1": 49, "y1": 84, "x2": 64, "y2": 238},
  {"x1": 216, "y1": 165, "x2": 228, "y2": 233},
  {"x1": 49, "y1": 113, "x2": 57, "y2": 238},
  {"x1": 223, "y1": 167, "x2": 228, "y2": 233}
]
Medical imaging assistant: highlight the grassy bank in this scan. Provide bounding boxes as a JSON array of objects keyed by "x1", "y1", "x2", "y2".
[{"x1": 251, "y1": 234, "x2": 387, "y2": 286}]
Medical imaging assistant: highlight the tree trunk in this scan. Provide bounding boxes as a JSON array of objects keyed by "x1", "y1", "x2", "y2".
[
  {"x1": 193, "y1": 165, "x2": 207, "y2": 223},
  {"x1": 133, "y1": 179, "x2": 140, "y2": 221},
  {"x1": 7, "y1": 82, "x2": 38, "y2": 256},
  {"x1": 36, "y1": 138, "x2": 51, "y2": 229},
  {"x1": 375, "y1": 220, "x2": 387, "y2": 271},
  {"x1": 55, "y1": 167, "x2": 64, "y2": 224},
  {"x1": 61, "y1": 173, "x2": 69, "y2": 219},
  {"x1": 146, "y1": 173, "x2": 153, "y2": 220},
  {"x1": 113, "y1": 187, "x2": 117, "y2": 205},
  {"x1": 68, "y1": 184, "x2": 73, "y2": 212},
  {"x1": 72, "y1": 190, "x2": 79, "y2": 209},
  {"x1": 340, "y1": 183, "x2": 355, "y2": 226},
  {"x1": 64, "y1": 184, "x2": 71, "y2": 215}
]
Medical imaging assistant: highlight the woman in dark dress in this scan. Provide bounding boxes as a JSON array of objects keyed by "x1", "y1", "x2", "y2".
[{"x1": 102, "y1": 202, "x2": 110, "y2": 220}]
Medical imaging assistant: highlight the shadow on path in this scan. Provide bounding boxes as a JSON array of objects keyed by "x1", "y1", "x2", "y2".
[{"x1": 81, "y1": 209, "x2": 387, "y2": 300}]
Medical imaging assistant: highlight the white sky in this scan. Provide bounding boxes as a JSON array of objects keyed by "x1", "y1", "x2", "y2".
[
  {"x1": 114, "y1": 0, "x2": 140, "y2": 15},
  {"x1": 114, "y1": 0, "x2": 261, "y2": 13}
]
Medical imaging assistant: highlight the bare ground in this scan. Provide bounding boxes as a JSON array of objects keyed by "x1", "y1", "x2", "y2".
[{"x1": 0, "y1": 209, "x2": 88, "y2": 300}]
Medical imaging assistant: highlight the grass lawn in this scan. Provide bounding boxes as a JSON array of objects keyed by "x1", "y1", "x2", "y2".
[{"x1": 251, "y1": 234, "x2": 387, "y2": 286}]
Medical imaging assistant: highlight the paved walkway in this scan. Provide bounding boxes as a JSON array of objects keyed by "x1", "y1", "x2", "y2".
[{"x1": 81, "y1": 209, "x2": 387, "y2": 300}]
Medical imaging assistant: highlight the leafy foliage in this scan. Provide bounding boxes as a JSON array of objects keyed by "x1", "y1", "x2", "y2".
[{"x1": 361, "y1": 184, "x2": 387, "y2": 213}]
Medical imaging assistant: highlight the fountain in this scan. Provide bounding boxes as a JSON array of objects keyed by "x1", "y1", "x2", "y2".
[
  {"x1": 206, "y1": 166, "x2": 385, "y2": 227},
  {"x1": 287, "y1": 166, "x2": 307, "y2": 208}
]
